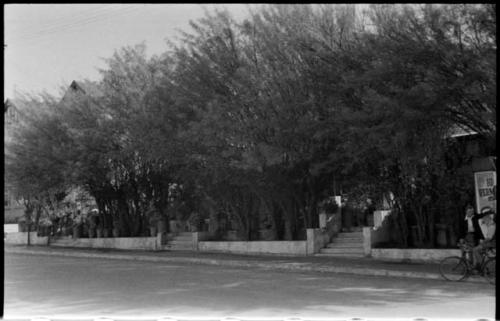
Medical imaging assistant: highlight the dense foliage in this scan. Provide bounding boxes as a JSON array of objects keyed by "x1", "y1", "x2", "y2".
[{"x1": 6, "y1": 4, "x2": 496, "y2": 245}]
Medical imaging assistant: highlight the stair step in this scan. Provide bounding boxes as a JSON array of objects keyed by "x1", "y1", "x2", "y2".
[
  {"x1": 327, "y1": 242, "x2": 364, "y2": 248},
  {"x1": 331, "y1": 236, "x2": 363, "y2": 242},
  {"x1": 336, "y1": 234, "x2": 363, "y2": 238},
  {"x1": 332, "y1": 236, "x2": 363, "y2": 240},
  {"x1": 341, "y1": 227, "x2": 364, "y2": 232},
  {"x1": 320, "y1": 247, "x2": 364, "y2": 254},
  {"x1": 336, "y1": 232, "x2": 363, "y2": 237},
  {"x1": 332, "y1": 239, "x2": 363, "y2": 244},
  {"x1": 166, "y1": 245, "x2": 191, "y2": 249},
  {"x1": 331, "y1": 237, "x2": 364, "y2": 243},
  {"x1": 315, "y1": 252, "x2": 365, "y2": 258}
]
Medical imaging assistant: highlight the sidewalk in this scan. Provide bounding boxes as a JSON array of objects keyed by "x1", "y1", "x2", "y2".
[{"x1": 5, "y1": 244, "x2": 488, "y2": 283}]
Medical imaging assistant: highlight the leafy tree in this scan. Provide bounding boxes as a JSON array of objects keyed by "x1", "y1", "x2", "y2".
[
  {"x1": 302, "y1": 4, "x2": 496, "y2": 246},
  {"x1": 5, "y1": 94, "x2": 70, "y2": 240},
  {"x1": 6, "y1": 4, "x2": 494, "y2": 246}
]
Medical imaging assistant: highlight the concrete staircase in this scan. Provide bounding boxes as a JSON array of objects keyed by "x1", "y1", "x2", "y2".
[
  {"x1": 316, "y1": 231, "x2": 365, "y2": 258},
  {"x1": 164, "y1": 232, "x2": 194, "y2": 251}
]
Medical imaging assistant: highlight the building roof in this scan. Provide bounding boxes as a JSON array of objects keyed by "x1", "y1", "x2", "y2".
[
  {"x1": 68, "y1": 80, "x2": 103, "y2": 97},
  {"x1": 59, "y1": 80, "x2": 104, "y2": 108}
]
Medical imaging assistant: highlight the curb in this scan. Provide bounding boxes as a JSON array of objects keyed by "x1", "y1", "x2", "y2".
[{"x1": 5, "y1": 247, "x2": 489, "y2": 284}]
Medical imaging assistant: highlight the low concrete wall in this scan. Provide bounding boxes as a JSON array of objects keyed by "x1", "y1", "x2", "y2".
[
  {"x1": 198, "y1": 241, "x2": 308, "y2": 256},
  {"x1": 55, "y1": 237, "x2": 159, "y2": 250},
  {"x1": 6, "y1": 232, "x2": 161, "y2": 251},
  {"x1": 5, "y1": 232, "x2": 48, "y2": 245},
  {"x1": 371, "y1": 248, "x2": 461, "y2": 263},
  {"x1": 364, "y1": 224, "x2": 462, "y2": 262},
  {"x1": 4, "y1": 224, "x2": 19, "y2": 233}
]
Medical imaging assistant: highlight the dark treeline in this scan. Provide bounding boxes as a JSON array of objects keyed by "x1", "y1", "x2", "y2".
[{"x1": 6, "y1": 4, "x2": 496, "y2": 246}]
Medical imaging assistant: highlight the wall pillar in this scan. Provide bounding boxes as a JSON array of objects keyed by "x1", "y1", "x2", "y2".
[
  {"x1": 156, "y1": 231, "x2": 167, "y2": 250},
  {"x1": 318, "y1": 213, "x2": 327, "y2": 229},
  {"x1": 306, "y1": 228, "x2": 315, "y2": 255},
  {"x1": 192, "y1": 232, "x2": 199, "y2": 251},
  {"x1": 362, "y1": 227, "x2": 372, "y2": 257},
  {"x1": 334, "y1": 195, "x2": 342, "y2": 231}
]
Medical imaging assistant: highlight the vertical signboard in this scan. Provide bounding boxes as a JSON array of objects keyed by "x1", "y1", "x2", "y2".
[{"x1": 474, "y1": 171, "x2": 497, "y2": 213}]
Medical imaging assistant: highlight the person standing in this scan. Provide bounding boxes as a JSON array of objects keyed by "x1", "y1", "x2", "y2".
[
  {"x1": 463, "y1": 204, "x2": 480, "y2": 245},
  {"x1": 471, "y1": 208, "x2": 496, "y2": 271}
]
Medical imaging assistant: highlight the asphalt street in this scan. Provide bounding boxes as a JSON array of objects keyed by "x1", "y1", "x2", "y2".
[{"x1": 4, "y1": 253, "x2": 496, "y2": 319}]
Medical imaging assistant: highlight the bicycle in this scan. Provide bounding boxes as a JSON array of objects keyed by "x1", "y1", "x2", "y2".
[{"x1": 439, "y1": 239, "x2": 496, "y2": 284}]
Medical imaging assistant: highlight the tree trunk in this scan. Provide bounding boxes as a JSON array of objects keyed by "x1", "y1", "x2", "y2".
[
  {"x1": 282, "y1": 200, "x2": 295, "y2": 241},
  {"x1": 34, "y1": 205, "x2": 43, "y2": 232},
  {"x1": 284, "y1": 219, "x2": 293, "y2": 241},
  {"x1": 117, "y1": 197, "x2": 131, "y2": 236},
  {"x1": 24, "y1": 202, "x2": 35, "y2": 246}
]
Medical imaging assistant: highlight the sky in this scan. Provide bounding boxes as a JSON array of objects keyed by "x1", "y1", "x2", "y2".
[{"x1": 4, "y1": 4, "x2": 253, "y2": 99}]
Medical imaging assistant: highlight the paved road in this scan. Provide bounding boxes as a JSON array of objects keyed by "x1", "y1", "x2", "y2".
[{"x1": 4, "y1": 253, "x2": 496, "y2": 319}]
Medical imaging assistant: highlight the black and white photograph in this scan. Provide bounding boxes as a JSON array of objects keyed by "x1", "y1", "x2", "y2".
[{"x1": 4, "y1": 4, "x2": 496, "y2": 321}]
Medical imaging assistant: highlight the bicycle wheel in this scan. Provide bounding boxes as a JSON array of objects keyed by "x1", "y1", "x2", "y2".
[
  {"x1": 440, "y1": 256, "x2": 468, "y2": 281},
  {"x1": 483, "y1": 258, "x2": 495, "y2": 285}
]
